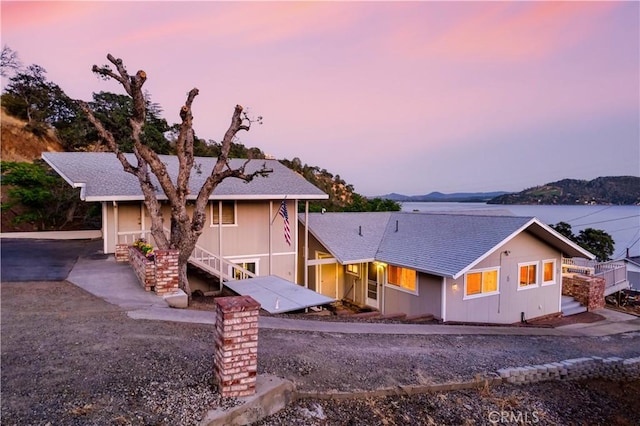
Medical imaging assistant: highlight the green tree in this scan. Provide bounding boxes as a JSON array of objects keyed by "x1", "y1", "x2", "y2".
[
  {"x1": 550, "y1": 222, "x2": 614, "y2": 262},
  {"x1": 60, "y1": 91, "x2": 173, "y2": 153},
  {"x1": 576, "y1": 228, "x2": 615, "y2": 262},
  {"x1": 1, "y1": 64, "x2": 70, "y2": 136},
  {"x1": 1, "y1": 161, "x2": 98, "y2": 230},
  {"x1": 550, "y1": 221, "x2": 574, "y2": 240}
]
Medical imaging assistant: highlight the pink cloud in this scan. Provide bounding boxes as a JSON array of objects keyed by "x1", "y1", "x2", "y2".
[
  {"x1": 2, "y1": 1, "x2": 105, "y2": 32},
  {"x1": 385, "y1": 2, "x2": 618, "y2": 62}
]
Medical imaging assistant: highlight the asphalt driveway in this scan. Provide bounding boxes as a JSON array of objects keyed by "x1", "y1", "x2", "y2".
[{"x1": 0, "y1": 238, "x2": 103, "y2": 282}]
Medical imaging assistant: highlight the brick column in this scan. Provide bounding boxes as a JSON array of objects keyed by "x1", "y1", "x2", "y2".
[
  {"x1": 563, "y1": 275, "x2": 605, "y2": 311},
  {"x1": 154, "y1": 250, "x2": 179, "y2": 294},
  {"x1": 214, "y1": 296, "x2": 260, "y2": 397},
  {"x1": 115, "y1": 244, "x2": 130, "y2": 263}
]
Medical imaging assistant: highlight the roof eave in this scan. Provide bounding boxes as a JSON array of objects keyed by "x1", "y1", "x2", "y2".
[{"x1": 451, "y1": 217, "x2": 596, "y2": 279}]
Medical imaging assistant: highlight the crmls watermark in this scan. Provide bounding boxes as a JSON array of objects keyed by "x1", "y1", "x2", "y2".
[{"x1": 488, "y1": 410, "x2": 540, "y2": 424}]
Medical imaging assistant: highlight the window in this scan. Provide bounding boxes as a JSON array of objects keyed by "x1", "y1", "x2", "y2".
[
  {"x1": 518, "y1": 262, "x2": 538, "y2": 289},
  {"x1": 210, "y1": 201, "x2": 235, "y2": 225},
  {"x1": 387, "y1": 265, "x2": 417, "y2": 293},
  {"x1": 346, "y1": 264, "x2": 360, "y2": 276},
  {"x1": 230, "y1": 260, "x2": 257, "y2": 280},
  {"x1": 542, "y1": 259, "x2": 556, "y2": 285},
  {"x1": 464, "y1": 268, "x2": 499, "y2": 299}
]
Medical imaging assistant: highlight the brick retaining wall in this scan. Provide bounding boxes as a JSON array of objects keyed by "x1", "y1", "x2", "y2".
[
  {"x1": 119, "y1": 245, "x2": 179, "y2": 295},
  {"x1": 562, "y1": 274, "x2": 605, "y2": 311},
  {"x1": 214, "y1": 296, "x2": 260, "y2": 398},
  {"x1": 129, "y1": 247, "x2": 155, "y2": 292}
]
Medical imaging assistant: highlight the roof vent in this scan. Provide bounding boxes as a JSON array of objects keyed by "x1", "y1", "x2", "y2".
[
  {"x1": 395, "y1": 220, "x2": 399, "y2": 232},
  {"x1": 359, "y1": 225, "x2": 362, "y2": 236}
]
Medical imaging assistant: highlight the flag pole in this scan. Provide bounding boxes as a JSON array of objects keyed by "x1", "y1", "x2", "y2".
[{"x1": 271, "y1": 196, "x2": 288, "y2": 225}]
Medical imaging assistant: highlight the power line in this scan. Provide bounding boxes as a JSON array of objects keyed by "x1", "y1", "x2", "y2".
[
  {"x1": 566, "y1": 206, "x2": 613, "y2": 223},
  {"x1": 572, "y1": 214, "x2": 640, "y2": 227}
]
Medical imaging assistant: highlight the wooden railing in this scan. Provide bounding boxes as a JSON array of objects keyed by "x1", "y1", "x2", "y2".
[
  {"x1": 562, "y1": 258, "x2": 628, "y2": 295},
  {"x1": 117, "y1": 229, "x2": 256, "y2": 281}
]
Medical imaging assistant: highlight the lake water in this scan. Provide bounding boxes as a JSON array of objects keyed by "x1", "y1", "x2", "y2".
[{"x1": 400, "y1": 202, "x2": 640, "y2": 258}]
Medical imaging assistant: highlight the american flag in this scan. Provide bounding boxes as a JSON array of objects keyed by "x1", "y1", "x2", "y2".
[{"x1": 279, "y1": 200, "x2": 291, "y2": 246}]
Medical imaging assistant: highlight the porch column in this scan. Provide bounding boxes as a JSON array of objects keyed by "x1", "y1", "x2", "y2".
[{"x1": 304, "y1": 201, "x2": 309, "y2": 289}]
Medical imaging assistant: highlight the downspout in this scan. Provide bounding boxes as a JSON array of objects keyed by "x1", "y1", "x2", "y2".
[
  {"x1": 441, "y1": 277, "x2": 447, "y2": 322},
  {"x1": 304, "y1": 201, "x2": 309, "y2": 289},
  {"x1": 294, "y1": 199, "x2": 299, "y2": 285},
  {"x1": 269, "y1": 201, "x2": 273, "y2": 275},
  {"x1": 218, "y1": 201, "x2": 223, "y2": 290}
]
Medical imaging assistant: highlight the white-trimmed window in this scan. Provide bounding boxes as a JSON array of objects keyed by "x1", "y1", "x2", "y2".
[
  {"x1": 210, "y1": 201, "x2": 236, "y2": 226},
  {"x1": 464, "y1": 267, "x2": 499, "y2": 299},
  {"x1": 229, "y1": 259, "x2": 258, "y2": 280},
  {"x1": 387, "y1": 265, "x2": 417, "y2": 294},
  {"x1": 346, "y1": 264, "x2": 360, "y2": 276},
  {"x1": 542, "y1": 259, "x2": 556, "y2": 286},
  {"x1": 518, "y1": 262, "x2": 538, "y2": 290}
]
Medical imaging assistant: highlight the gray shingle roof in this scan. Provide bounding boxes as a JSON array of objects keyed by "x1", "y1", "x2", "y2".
[
  {"x1": 303, "y1": 212, "x2": 594, "y2": 278},
  {"x1": 300, "y1": 212, "x2": 392, "y2": 263},
  {"x1": 42, "y1": 152, "x2": 328, "y2": 202}
]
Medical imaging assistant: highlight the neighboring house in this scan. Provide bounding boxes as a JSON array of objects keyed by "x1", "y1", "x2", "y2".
[
  {"x1": 42, "y1": 152, "x2": 328, "y2": 292},
  {"x1": 619, "y1": 255, "x2": 640, "y2": 291},
  {"x1": 299, "y1": 212, "x2": 595, "y2": 324}
]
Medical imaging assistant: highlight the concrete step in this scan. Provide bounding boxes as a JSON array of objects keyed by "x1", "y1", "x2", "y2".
[
  {"x1": 562, "y1": 304, "x2": 587, "y2": 316},
  {"x1": 561, "y1": 295, "x2": 587, "y2": 316}
]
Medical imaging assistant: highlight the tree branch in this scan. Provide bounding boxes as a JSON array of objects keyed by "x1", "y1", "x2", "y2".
[{"x1": 77, "y1": 100, "x2": 138, "y2": 175}]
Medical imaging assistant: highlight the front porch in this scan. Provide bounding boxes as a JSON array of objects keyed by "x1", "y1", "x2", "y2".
[{"x1": 561, "y1": 258, "x2": 630, "y2": 315}]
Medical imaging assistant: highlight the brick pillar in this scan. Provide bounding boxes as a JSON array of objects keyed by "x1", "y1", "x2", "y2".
[
  {"x1": 563, "y1": 274, "x2": 605, "y2": 311},
  {"x1": 115, "y1": 244, "x2": 130, "y2": 263},
  {"x1": 214, "y1": 296, "x2": 260, "y2": 397},
  {"x1": 154, "y1": 250, "x2": 179, "y2": 294}
]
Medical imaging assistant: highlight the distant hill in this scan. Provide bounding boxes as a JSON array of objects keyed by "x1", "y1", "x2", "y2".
[
  {"x1": 1, "y1": 107, "x2": 65, "y2": 162},
  {"x1": 488, "y1": 177, "x2": 640, "y2": 205},
  {"x1": 378, "y1": 191, "x2": 511, "y2": 203}
]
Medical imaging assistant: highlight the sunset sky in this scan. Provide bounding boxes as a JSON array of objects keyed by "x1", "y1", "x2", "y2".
[{"x1": 2, "y1": 1, "x2": 638, "y2": 196}]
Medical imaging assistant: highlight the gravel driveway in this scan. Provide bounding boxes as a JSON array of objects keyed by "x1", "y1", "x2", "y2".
[{"x1": 2, "y1": 280, "x2": 639, "y2": 425}]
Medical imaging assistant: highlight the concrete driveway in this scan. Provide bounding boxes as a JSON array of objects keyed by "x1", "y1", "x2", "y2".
[{"x1": 0, "y1": 238, "x2": 103, "y2": 282}]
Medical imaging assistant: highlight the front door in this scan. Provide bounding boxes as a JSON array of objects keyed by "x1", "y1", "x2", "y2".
[
  {"x1": 366, "y1": 262, "x2": 381, "y2": 309},
  {"x1": 317, "y1": 252, "x2": 337, "y2": 298}
]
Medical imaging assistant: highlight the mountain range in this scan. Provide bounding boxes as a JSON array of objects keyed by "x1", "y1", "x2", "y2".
[
  {"x1": 376, "y1": 191, "x2": 511, "y2": 203},
  {"x1": 377, "y1": 176, "x2": 640, "y2": 205}
]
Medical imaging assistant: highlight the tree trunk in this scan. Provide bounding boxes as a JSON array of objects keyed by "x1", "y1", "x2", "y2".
[
  {"x1": 178, "y1": 260, "x2": 190, "y2": 300},
  {"x1": 82, "y1": 54, "x2": 270, "y2": 305}
]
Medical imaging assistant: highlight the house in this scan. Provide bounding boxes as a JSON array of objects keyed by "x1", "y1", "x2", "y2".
[
  {"x1": 42, "y1": 152, "x2": 328, "y2": 293},
  {"x1": 616, "y1": 254, "x2": 640, "y2": 291},
  {"x1": 299, "y1": 211, "x2": 595, "y2": 324}
]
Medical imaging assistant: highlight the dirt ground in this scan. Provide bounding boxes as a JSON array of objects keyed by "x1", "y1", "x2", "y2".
[{"x1": 2, "y1": 281, "x2": 640, "y2": 425}]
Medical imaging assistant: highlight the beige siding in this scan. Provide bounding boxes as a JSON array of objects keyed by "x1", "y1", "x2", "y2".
[
  {"x1": 105, "y1": 200, "x2": 297, "y2": 282},
  {"x1": 444, "y1": 231, "x2": 562, "y2": 324},
  {"x1": 383, "y1": 272, "x2": 442, "y2": 318}
]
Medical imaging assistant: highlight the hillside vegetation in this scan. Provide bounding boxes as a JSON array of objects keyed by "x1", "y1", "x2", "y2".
[
  {"x1": 1, "y1": 105, "x2": 397, "y2": 233},
  {"x1": 488, "y1": 177, "x2": 640, "y2": 205},
  {"x1": 1, "y1": 108, "x2": 65, "y2": 162}
]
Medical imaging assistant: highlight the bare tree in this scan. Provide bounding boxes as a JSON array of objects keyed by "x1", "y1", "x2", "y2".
[
  {"x1": 78, "y1": 54, "x2": 269, "y2": 298},
  {"x1": 1, "y1": 45, "x2": 22, "y2": 77}
]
